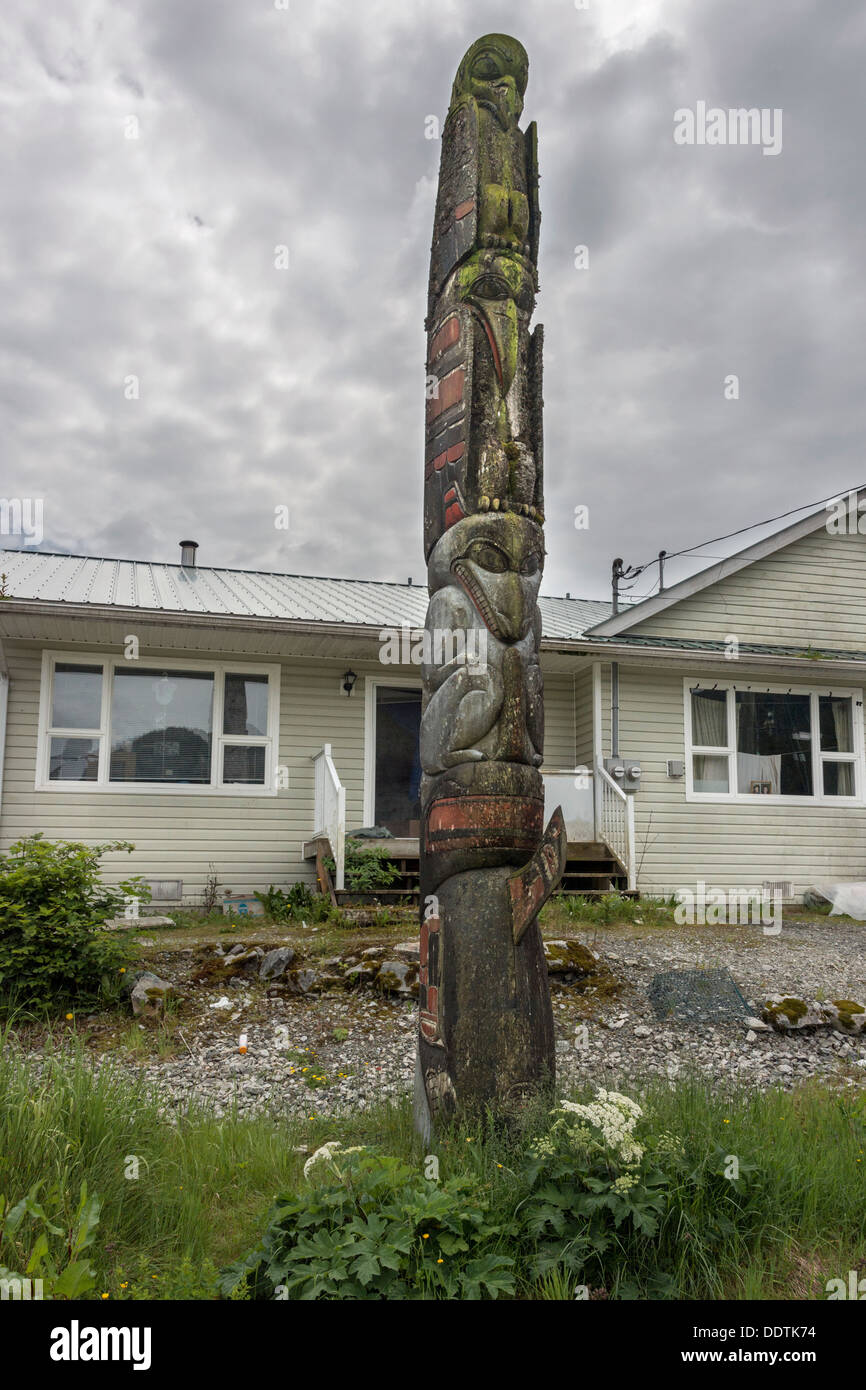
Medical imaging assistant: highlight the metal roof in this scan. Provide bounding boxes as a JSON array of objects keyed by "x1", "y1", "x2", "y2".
[
  {"x1": 0, "y1": 549, "x2": 612, "y2": 640},
  {"x1": 592, "y1": 633, "x2": 866, "y2": 662}
]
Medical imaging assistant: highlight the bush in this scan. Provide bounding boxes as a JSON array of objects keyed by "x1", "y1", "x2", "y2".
[
  {"x1": 254, "y1": 883, "x2": 333, "y2": 923},
  {"x1": 324, "y1": 845, "x2": 401, "y2": 894},
  {"x1": 220, "y1": 1145, "x2": 515, "y2": 1300},
  {"x1": 0, "y1": 835, "x2": 149, "y2": 1010}
]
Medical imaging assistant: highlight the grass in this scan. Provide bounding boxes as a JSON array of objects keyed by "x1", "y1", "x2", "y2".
[{"x1": 0, "y1": 1026, "x2": 863, "y2": 1301}]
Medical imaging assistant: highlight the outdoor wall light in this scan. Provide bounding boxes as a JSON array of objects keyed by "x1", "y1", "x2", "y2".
[{"x1": 342, "y1": 669, "x2": 358, "y2": 697}]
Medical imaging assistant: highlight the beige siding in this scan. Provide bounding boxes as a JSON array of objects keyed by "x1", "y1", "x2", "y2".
[
  {"x1": 572, "y1": 667, "x2": 594, "y2": 769},
  {"x1": 0, "y1": 640, "x2": 577, "y2": 904},
  {"x1": 617, "y1": 662, "x2": 866, "y2": 896},
  {"x1": 541, "y1": 673, "x2": 575, "y2": 770},
  {"x1": 629, "y1": 526, "x2": 866, "y2": 648}
]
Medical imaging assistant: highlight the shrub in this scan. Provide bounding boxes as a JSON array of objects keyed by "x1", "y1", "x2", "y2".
[
  {"x1": 324, "y1": 845, "x2": 401, "y2": 894},
  {"x1": 220, "y1": 1145, "x2": 515, "y2": 1300},
  {"x1": 254, "y1": 883, "x2": 333, "y2": 923},
  {"x1": 0, "y1": 835, "x2": 148, "y2": 1010}
]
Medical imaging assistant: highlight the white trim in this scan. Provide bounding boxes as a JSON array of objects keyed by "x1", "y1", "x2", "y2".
[
  {"x1": 363, "y1": 675, "x2": 423, "y2": 827},
  {"x1": 588, "y1": 491, "x2": 865, "y2": 638},
  {"x1": 36, "y1": 650, "x2": 281, "y2": 795},
  {"x1": 683, "y1": 676, "x2": 865, "y2": 805}
]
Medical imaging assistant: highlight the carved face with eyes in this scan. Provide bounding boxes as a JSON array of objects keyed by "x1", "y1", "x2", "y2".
[
  {"x1": 428, "y1": 514, "x2": 543, "y2": 644},
  {"x1": 452, "y1": 34, "x2": 528, "y2": 129}
]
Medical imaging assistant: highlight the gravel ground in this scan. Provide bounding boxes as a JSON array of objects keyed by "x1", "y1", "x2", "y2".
[{"x1": 13, "y1": 916, "x2": 866, "y2": 1117}]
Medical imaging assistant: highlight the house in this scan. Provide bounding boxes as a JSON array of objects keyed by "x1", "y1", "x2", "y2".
[{"x1": 0, "y1": 491, "x2": 864, "y2": 906}]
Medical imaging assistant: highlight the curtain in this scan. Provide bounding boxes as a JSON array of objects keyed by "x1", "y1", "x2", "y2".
[{"x1": 692, "y1": 690, "x2": 727, "y2": 746}]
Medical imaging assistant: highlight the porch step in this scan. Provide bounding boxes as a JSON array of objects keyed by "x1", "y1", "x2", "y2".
[{"x1": 308, "y1": 836, "x2": 632, "y2": 906}]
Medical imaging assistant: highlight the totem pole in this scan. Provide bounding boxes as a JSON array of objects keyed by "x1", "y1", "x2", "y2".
[{"x1": 415, "y1": 34, "x2": 566, "y2": 1137}]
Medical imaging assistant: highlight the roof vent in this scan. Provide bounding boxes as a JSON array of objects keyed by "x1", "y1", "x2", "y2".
[{"x1": 179, "y1": 540, "x2": 198, "y2": 567}]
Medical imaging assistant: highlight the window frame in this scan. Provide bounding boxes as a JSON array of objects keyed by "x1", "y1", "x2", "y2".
[
  {"x1": 37, "y1": 650, "x2": 281, "y2": 796},
  {"x1": 683, "y1": 677, "x2": 865, "y2": 805}
]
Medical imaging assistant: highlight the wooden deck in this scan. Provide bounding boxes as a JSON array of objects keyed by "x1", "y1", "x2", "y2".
[{"x1": 303, "y1": 834, "x2": 634, "y2": 905}]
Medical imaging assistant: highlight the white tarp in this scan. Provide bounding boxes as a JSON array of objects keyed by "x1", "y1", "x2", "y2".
[{"x1": 814, "y1": 883, "x2": 866, "y2": 920}]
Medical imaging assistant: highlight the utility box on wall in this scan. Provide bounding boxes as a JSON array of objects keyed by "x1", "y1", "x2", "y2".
[{"x1": 604, "y1": 757, "x2": 642, "y2": 792}]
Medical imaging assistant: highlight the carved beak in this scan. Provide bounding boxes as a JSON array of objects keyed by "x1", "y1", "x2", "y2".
[{"x1": 471, "y1": 295, "x2": 519, "y2": 396}]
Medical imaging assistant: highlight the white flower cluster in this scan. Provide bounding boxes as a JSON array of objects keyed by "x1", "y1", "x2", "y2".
[
  {"x1": 559, "y1": 1088, "x2": 644, "y2": 1164},
  {"x1": 302, "y1": 1141, "x2": 365, "y2": 1181}
]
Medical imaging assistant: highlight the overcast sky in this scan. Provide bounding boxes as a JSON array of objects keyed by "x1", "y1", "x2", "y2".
[{"x1": 2, "y1": 0, "x2": 864, "y2": 602}]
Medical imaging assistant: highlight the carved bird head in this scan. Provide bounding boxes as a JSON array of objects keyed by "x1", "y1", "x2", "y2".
[{"x1": 451, "y1": 34, "x2": 529, "y2": 129}]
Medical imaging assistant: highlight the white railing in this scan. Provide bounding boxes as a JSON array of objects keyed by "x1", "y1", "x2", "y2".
[
  {"x1": 312, "y1": 744, "x2": 345, "y2": 891},
  {"x1": 594, "y1": 763, "x2": 636, "y2": 891}
]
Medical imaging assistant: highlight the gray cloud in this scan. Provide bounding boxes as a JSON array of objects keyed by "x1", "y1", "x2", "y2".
[{"x1": 1, "y1": 0, "x2": 863, "y2": 601}]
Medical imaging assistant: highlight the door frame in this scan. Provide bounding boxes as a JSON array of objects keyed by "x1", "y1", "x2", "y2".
[{"x1": 362, "y1": 675, "x2": 423, "y2": 828}]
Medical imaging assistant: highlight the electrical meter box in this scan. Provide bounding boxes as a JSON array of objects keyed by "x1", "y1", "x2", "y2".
[{"x1": 604, "y1": 757, "x2": 642, "y2": 792}]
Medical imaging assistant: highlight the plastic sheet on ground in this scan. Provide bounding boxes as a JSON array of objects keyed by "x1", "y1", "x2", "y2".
[{"x1": 813, "y1": 883, "x2": 866, "y2": 921}]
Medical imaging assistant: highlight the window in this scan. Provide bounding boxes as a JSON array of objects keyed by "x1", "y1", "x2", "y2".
[
  {"x1": 685, "y1": 681, "x2": 863, "y2": 802},
  {"x1": 38, "y1": 654, "x2": 279, "y2": 793}
]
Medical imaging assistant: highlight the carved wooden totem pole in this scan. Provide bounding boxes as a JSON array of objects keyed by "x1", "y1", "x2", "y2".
[{"x1": 415, "y1": 34, "x2": 566, "y2": 1137}]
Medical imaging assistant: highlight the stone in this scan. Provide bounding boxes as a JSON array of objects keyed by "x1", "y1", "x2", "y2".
[
  {"x1": 633, "y1": 1025, "x2": 652, "y2": 1038},
  {"x1": 376, "y1": 960, "x2": 420, "y2": 997},
  {"x1": 259, "y1": 947, "x2": 296, "y2": 980},
  {"x1": 129, "y1": 971, "x2": 178, "y2": 1019},
  {"x1": 761, "y1": 996, "x2": 824, "y2": 1031},
  {"x1": 104, "y1": 916, "x2": 175, "y2": 931},
  {"x1": 819, "y1": 999, "x2": 866, "y2": 1035},
  {"x1": 543, "y1": 940, "x2": 599, "y2": 977}
]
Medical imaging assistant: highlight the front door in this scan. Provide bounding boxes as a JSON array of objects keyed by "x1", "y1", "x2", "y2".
[{"x1": 373, "y1": 685, "x2": 422, "y2": 837}]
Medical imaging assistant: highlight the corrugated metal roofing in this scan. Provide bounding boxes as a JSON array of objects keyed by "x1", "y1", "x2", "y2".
[
  {"x1": 592, "y1": 634, "x2": 866, "y2": 661},
  {"x1": 0, "y1": 549, "x2": 613, "y2": 640}
]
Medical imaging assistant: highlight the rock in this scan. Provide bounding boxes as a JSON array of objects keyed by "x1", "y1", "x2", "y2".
[
  {"x1": 375, "y1": 960, "x2": 419, "y2": 997},
  {"x1": 259, "y1": 947, "x2": 296, "y2": 980},
  {"x1": 819, "y1": 999, "x2": 866, "y2": 1036},
  {"x1": 633, "y1": 1025, "x2": 652, "y2": 1038},
  {"x1": 745, "y1": 1030, "x2": 757, "y2": 1043},
  {"x1": 391, "y1": 940, "x2": 421, "y2": 961},
  {"x1": 543, "y1": 940, "x2": 599, "y2": 976},
  {"x1": 104, "y1": 915, "x2": 175, "y2": 931},
  {"x1": 761, "y1": 996, "x2": 824, "y2": 1031},
  {"x1": 285, "y1": 966, "x2": 346, "y2": 995},
  {"x1": 130, "y1": 972, "x2": 178, "y2": 1019},
  {"x1": 231, "y1": 948, "x2": 265, "y2": 975},
  {"x1": 225, "y1": 944, "x2": 246, "y2": 957},
  {"x1": 209, "y1": 996, "x2": 233, "y2": 1010},
  {"x1": 743, "y1": 1016, "x2": 772, "y2": 1032}
]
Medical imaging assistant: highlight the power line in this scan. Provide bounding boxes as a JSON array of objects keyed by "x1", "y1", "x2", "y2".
[
  {"x1": 645, "y1": 482, "x2": 865, "y2": 572},
  {"x1": 610, "y1": 482, "x2": 864, "y2": 608}
]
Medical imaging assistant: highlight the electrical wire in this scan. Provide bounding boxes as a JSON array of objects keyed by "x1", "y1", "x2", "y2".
[{"x1": 616, "y1": 481, "x2": 865, "y2": 600}]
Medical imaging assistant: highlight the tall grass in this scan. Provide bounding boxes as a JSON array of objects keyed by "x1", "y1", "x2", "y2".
[{"x1": 1, "y1": 1028, "x2": 862, "y2": 1299}]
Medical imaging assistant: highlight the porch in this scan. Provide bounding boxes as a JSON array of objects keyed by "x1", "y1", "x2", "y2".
[{"x1": 303, "y1": 744, "x2": 636, "y2": 906}]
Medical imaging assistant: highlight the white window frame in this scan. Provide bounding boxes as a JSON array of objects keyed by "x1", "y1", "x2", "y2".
[
  {"x1": 36, "y1": 651, "x2": 281, "y2": 796},
  {"x1": 363, "y1": 675, "x2": 422, "y2": 827},
  {"x1": 683, "y1": 677, "x2": 865, "y2": 805}
]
